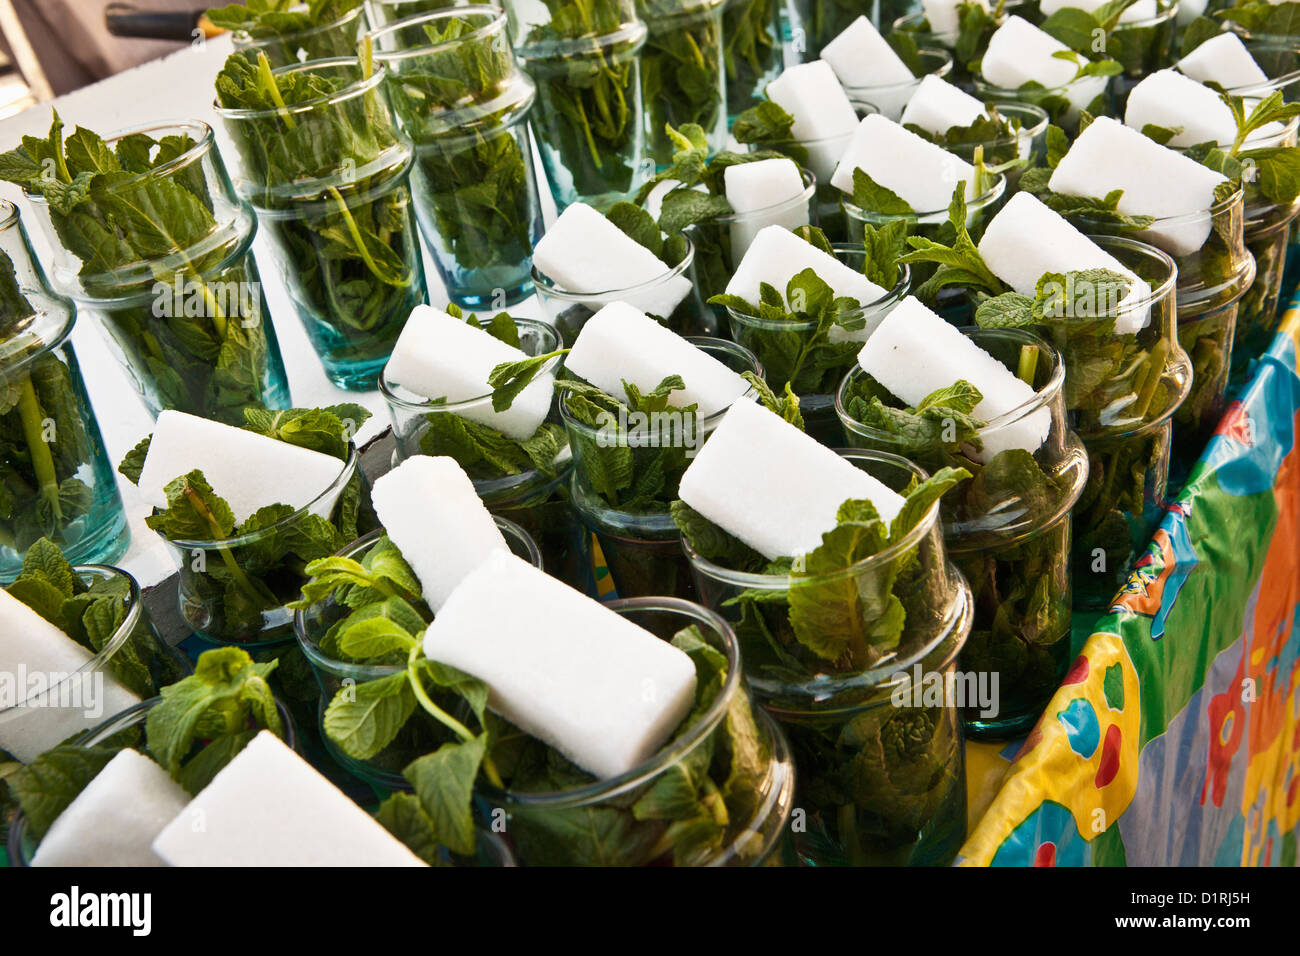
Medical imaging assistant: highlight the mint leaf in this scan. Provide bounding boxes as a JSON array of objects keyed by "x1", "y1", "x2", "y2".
[
  {"x1": 323, "y1": 670, "x2": 418, "y2": 761},
  {"x1": 12, "y1": 744, "x2": 121, "y2": 840},
  {"x1": 851, "y1": 167, "x2": 913, "y2": 215},
  {"x1": 404, "y1": 733, "x2": 487, "y2": 857}
]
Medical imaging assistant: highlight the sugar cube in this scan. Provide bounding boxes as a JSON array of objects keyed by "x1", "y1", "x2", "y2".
[
  {"x1": 31, "y1": 749, "x2": 188, "y2": 867},
  {"x1": 982, "y1": 16, "x2": 1078, "y2": 90},
  {"x1": 1048, "y1": 116, "x2": 1230, "y2": 256},
  {"x1": 564, "y1": 302, "x2": 751, "y2": 417},
  {"x1": 135, "y1": 410, "x2": 346, "y2": 524},
  {"x1": 0, "y1": 590, "x2": 141, "y2": 763},
  {"x1": 766, "y1": 60, "x2": 860, "y2": 143},
  {"x1": 922, "y1": 0, "x2": 987, "y2": 41},
  {"x1": 385, "y1": 305, "x2": 552, "y2": 442},
  {"x1": 1124, "y1": 69, "x2": 1242, "y2": 148},
  {"x1": 901, "y1": 74, "x2": 987, "y2": 136},
  {"x1": 857, "y1": 296, "x2": 1050, "y2": 461},
  {"x1": 1176, "y1": 0, "x2": 1208, "y2": 26},
  {"x1": 724, "y1": 225, "x2": 891, "y2": 341},
  {"x1": 821, "y1": 16, "x2": 915, "y2": 91},
  {"x1": 422, "y1": 551, "x2": 698, "y2": 781},
  {"x1": 370, "y1": 455, "x2": 509, "y2": 611},
  {"x1": 978, "y1": 192, "x2": 1152, "y2": 334},
  {"x1": 722, "y1": 158, "x2": 811, "y2": 263},
  {"x1": 1178, "y1": 32, "x2": 1270, "y2": 90},
  {"x1": 532, "y1": 202, "x2": 692, "y2": 318},
  {"x1": 151, "y1": 731, "x2": 425, "y2": 866},
  {"x1": 1040, "y1": 0, "x2": 1156, "y2": 22},
  {"x1": 677, "y1": 399, "x2": 906, "y2": 560},
  {"x1": 830, "y1": 114, "x2": 977, "y2": 212}
]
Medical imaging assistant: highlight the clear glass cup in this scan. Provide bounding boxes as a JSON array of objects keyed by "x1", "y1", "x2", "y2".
[
  {"x1": 1105, "y1": 0, "x2": 1177, "y2": 99},
  {"x1": 639, "y1": 0, "x2": 728, "y2": 167},
  {"x1": 507, "y1": 0, "x2": 651, "y2": 211},
  {"x1": 726, "y1": 249, "x2": 910, "y2": 444},
  {"x1": 689, "y1": 164, "x2": 817, "y2": 306},
  {"x1": 7, "y1": 693, "x2": 295, "y2": 866},
  {"x1": 379, "y1": 316, "x2": 593, "y2": 594},
  {"x1": 941, "y1": 102, "x2": 1049, "y2": 193},
  {"x1": 837, "y1": 329, "x2": 1089, "y2": 737},
  {"x1": 800, "y1": 0, "x2": 921, "y2": 58},
  {"x1": 478, "y1": 596, "x2": 797, "y2": 866},
  {"x1": 842, "y1": 47, "x2": 953, "y2": 121},
  {"x1": 721, "y1": 0, "x2": 783, "y2": 118},
  {"x1": 162, "y1": 446, "x2": 367, "y2": 648},
  {"x1": 842, "y1": 172, "x2": 1007, "y2": 322},
  {"x1": 229, "y1": 3, "x2": 369, "y2": 66},
  {"x1": 682, "y1": 449, "x2": 974, "y2": 865},
  {"x1": 0, "y1": 205, "x2": 130, "y2": 577},
  {"x1": 532, "y1": 230, "x2": 713, "y2": 341},
  {"x1": 294, "y1": 523, "x2": 542, "y2": 790},
  {"x1": 0, "y1": 565, "x2": 190, "y2": 764},
  {"x1": 366, "y1": 0, "x2": 472, "y2": 27},
  {"x1": 1239, "y1": 195, "x2": 1300, "y2": 370},
  {"x1": 973, "y1": 71, "x2": 1112, "y2": 133},
  {"x1": 22, "y1": 121, "x2": 291, "y2": 424},
  {"x1": 890, "y1": 8, "x2": 972, "y2": 52},
  {"x1": 369, "y1": 7, "x2": 546, "y2": 308},
  {"x1": 215, "y1": 59, "x2": 428, "y2": 390},
  {"x1": 1215, "y1": 35, "x2": 1300, "y2": 102},
  {"x1": 559, "y1": 337, "x2": 761, "y2": 598}
]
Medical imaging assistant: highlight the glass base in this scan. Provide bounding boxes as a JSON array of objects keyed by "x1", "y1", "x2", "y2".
[
  {"x1": 322, "y1": 355, "x2": 394, "y2": 392},
  {"x1": 0, "y1": 512, "x2": 130, "y2": 585},
  {"x1": 964, "y1": 708, "x2": 1041, "y2": 741},
  {"x1": 447, "y1": 278, "x2": 534, "y2": 311}
]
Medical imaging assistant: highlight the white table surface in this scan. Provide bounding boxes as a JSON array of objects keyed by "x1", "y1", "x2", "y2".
[{"x1": 0, "y1": 34, "x2": 554, "y2": 587}]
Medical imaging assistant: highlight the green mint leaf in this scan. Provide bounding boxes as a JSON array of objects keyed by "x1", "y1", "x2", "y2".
[
  {"x1": 487, "y1": 348, "x2": 567, "y2": 413},
  {"x1": 851, "y1": 167, "x2": 914, "y2": 215},
  {"x1": 13, "y1": 744, "x2": 121, "y2": 840},
  {"x1": 323, "y1": 670, "x2": 418, "y2": 761},
  {"x1": 404, "y1": 733, "x2": 487, "y2": 857}
]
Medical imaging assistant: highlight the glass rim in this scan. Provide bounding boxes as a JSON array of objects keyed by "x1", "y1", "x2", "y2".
[
  {"x1": 366, "y1": 4, "x2": 507, "y2": 62},
  {"x1": 1112, "y1": 0, "x2": 1177, "y2": 29},
  {"x1": 725, "y1": 248, "x2": 912, "y2": 332},
  {"x1": 230, "y1": 2, "x2": 366, "y2": 46},
  {"x1": 213, "y1": 57, "x2": 390, "y2": 121},
  {"x1": 1219, "y1": 36, "x2": 1300, "y2": 97},
  {"x1": 1074, "y1": 181, "x2": 1244, "y2": 231},
  {"x1": 162, "y1": 445, "x2": 359, "y2": 549},
  {"x1": 1082, "y1": 233, "x2": 1178, "y2": 309},
  {"x1": 477, "y1": 595, "x2": 743, "y2": 808},
  {"x1": 972, "y1": 70, "x2": 1111, "y2": 99},
  {"x1": 681, "y1": 448, "x2": 943, "y2": 590},
  {"x1": 704, "y1": 166, "x2": 817, "y2": 225},
  {"x1": 842, "y1": 171, "x2": 1006, "y2": 222},
  {"x1": 530, "y1": 232, "x2": 696, "y2": 302},
  {"x1": 834, "y1": 326, "x2": 1066, "y2": 442},
  {"x1": 841, "y1": 47, "x2": 954, "y2": 98},
  {"x1": 0, "y1": 565, "x2": 144, "y2": 714},
  {"x1": 944, "y1": 102, "x2": 1050, "y2": 150},
  {"x1": 555, "y1": 337, "x2": 763, "y2": 439},
  {"x1": 379, "y1": 315, "x2": 561, "y2": 413}
]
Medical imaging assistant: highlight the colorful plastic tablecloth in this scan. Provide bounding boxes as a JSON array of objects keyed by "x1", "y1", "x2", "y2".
[{"x1": 959, "y1": 297, "x2": 1300, "y2": 867}]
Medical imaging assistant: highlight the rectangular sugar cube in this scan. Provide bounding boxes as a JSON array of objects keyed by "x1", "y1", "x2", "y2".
[
  {"x1": 0, "y1": 590, "x2": 141, "y2": 763},
  {"x1": 385, "y1": 305, "x2": 552, "y2": 442},
  {"x1": 32, "y1": 749, "x2": 189, "y2": 867},
  {"x1": 677, "y1": 398, "x2": 906, "y2": 559},
  {"x1": 532, "y1": 202, "x2": 692, "y2": 318},
  {"x1": 422, "y1": 551, "x2": 698, "y2": 780},
  {"x1": 821, "y1": 16, "x2": 915, "y2": 90},
  {"x1": 830, "y1": 114, "x2": 976, "y2": 212},
  {"x1": 136, "y1": 410, "x2": 346, "y2": 524},
  {"x1": 722, "y1": 158, "x2": 811, "y2": 264},
  {"x1": 922, "y1": 0, "x2": 987, "y2": 40},
  {"x1": 900, "y1": 74, "x2": 987, "y2": 136},
  {"x1": 565, "y1": 303, "x2": 750, "y2": 417},
  {"x1": 856, "y1": 296, "x2": 1050, "y2": 461},
  {"x1": 1178, "y1": 33, "x2": 1269, "y2": 89},
  {"x1": 1176, "y1": 0, "x2": 1208, "y2": 25},
  {"x1": 725, "y1": 225, "x2": 891, "y2": 341},
  {"x1": 1048, "y1": 115, "x2": 1230, "y2": 256},
  {"x1": 765, "y1": 60, "x2": 861, "y2": 143},
  {"x1": 151, "y1": 731, "x2": 426, "y2": 866},
  {"x1": 1124, "y1": 69, "x2": 1240, "y2": 148},
  {"x1": 982, "y1": 15, "x2": 1081, "y2": 90},
  {"x1": 370, "y1": 455, "x2": 508, "y2": 612},
  {"x1": 978, "y1": 192, "x2": 1152, "y2": 334},
  {"x1": 1040, "y1": 0, "x2": 1156, "y2": 22}
]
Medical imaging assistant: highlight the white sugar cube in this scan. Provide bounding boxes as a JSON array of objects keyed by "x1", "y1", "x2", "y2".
[
  {"x1": 725, "y1": 225, "x2": 890, "y2": 341},
  {"x1": 135, "y1": 410, "x2": 346, "y2": 524},
  {"x1": 1176, "y1": 0, "x2": 1208, "y2": 26},
  {"x1": 901, "y1": 74, "x2": 987, "y2": 136},
  {"x1": 1040, "y1": 0, "x2": 1156, "y2": 22},
  {"x1": 1124, "y1": 69, "x2": 1241, "y2": 148},
  {"x1": 678, "y1": 399, "x2": 906, "y2": 560},
  {"x1": 978, "y1": 192, "x2": 1152, "y2": 334},
  {"x1": 1178, "y1": 33, "x2": 1270, "y2": 90},
  {"x1": 0, "y1": 590, "x2": 141, "y2": 763},
  {"x1": 151, "y1": 731, "x2": 425, "y2": 866},
  {"x1": 532, "y1": 202, "x2": 692, "y2": 318},
  {"x1": 32, "y1": 749, "x2": 188, "y2": 867},
  {"x1": 565, "y1": 302, "x2": 751, "y2": 417},
  {"x1": 830, "y1": 114, "x2": 976, "y2": 213},
  {"x1": 766, "y1": 60, "x2": 860, "y2": 143},
  {"x1": 821, "y1": 16, "x2": 915, "y2": 91},
  {"x1": 385, "y1": 304, "x2": 552, "y2": 442},
  {"x1": 370, "y1": 455, "x2": 509, "y2": 612},
  {"x1": 422, "y1": 551, "x2": 698, "y2": 781},
  {"x1": 982, "y1": 16, "x2": 1078, "y2": 90},
  {"x1": 1049, "y1": 116, "x2": 1230, "y2": 256},
  {"x1": 922, "y1": 0, "x2": 987, "y2": 42},
  {"x1": 722, "y1": 158, "x2": 811, "y2": 264},
  {"x1": 857, "y1": 297, "x2": 1049, "y2": 461}
]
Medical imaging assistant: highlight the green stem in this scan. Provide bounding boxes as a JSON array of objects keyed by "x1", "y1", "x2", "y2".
[
  {"x1": 1016, "y1": 344, "x2": 1039, "y2": 386},
  {"x1": 1133, "y1": 338, "x2": 1170, "y2": 420},
  {"x1": 405, "y1": 648, "x2": 505, "y2": 789},
  {"x1": 17, "y1": 376, "x2": 60, "y2": 522},
  {"x1": 258, "y1": 51, "x2": 297, "y2": 131},
  {"x1": 326, "y1": 186, "x2": 412, "y2": 290},
  {"x1": 183, "y1": 485, "x2": 278, "y2": 607}
]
